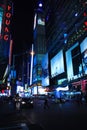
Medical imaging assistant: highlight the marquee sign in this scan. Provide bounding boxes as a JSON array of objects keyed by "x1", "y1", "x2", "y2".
[{"x1": 4, "y1": 4, "x2": 12, "y2": 41}]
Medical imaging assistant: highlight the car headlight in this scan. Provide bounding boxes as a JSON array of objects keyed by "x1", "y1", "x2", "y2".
[
  {"x1": 21, "y1": 101, "x2": 26, "y2": 104},
  {"x1": 30, "y1": 101, "x2": 33, "y2": 104}
]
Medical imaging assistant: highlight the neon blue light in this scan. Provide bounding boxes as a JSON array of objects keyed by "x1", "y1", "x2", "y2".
[{"x1": 0, "y1": 7, "x2": 3, "y2": 34}]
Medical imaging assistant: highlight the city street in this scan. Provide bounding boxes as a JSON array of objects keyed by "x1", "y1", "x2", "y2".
[
  {"x1": 0, "y1": 98, "x2": 87, "y2": 130},
  {"x1": 0, "y1": 1, "x2": 87, "y2": 129}
]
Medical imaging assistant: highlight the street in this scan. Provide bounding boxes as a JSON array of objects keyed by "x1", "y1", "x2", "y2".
[
  {"x1": 0, "y1": 98, "x2": 87, "y2": 130},
  {"x1": 22, "y1": 98, "x2": 87, "y2": 130}
]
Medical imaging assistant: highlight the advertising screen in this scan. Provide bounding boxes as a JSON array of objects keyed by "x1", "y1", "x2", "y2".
[
  {"x1": 32, "y1": 68, "x2": 37, "y2": 82},
  {"x1": 42, "y1": 53, "x2": 49, "y2": 86},
  {"x1": 0, "y1": 7, "x2": 3, "y2": 34},
  {"x1": 80, "y1": 37, "x2": 87, "y2": 75},
  {"x1": 65, "y1": 42, "x2": 81, "y2": 81},
  {"x1": 50, "y1": 50, "x2": 65, "y2": 78},
  {"x1": 71, "y1": 45, "x2": 81, "y2": 75}
]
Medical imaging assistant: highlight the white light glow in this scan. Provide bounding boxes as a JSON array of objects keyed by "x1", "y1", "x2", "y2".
[
  {"x1": 33, "y1": 13, "x2": 37, "y2": 30},
  {"x1": 56, "y1": 85, "x2": 69, "y2": 91},
  {"x1": 30, "y1": 44, "x2": 34, "y2": 85},
  {"x1": 16, "y1": 86, "x2": 24, "y2": 93},
  {"x1": 39, "y1": 3, "x2": 42, "y2": 7},
  {"x1": 38, "y1": 87, "x2": 46, "y2": 94}
]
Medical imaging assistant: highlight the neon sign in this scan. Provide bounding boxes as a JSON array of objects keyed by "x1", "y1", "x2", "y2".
[{"x1": 4, "y1": 5, "x2": 12, "y2": 41}]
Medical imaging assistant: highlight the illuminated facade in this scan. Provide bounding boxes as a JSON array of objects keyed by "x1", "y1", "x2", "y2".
[
  {"x1": 0, "y1": 0, "x2": 13, "y2": 80},
  {"x1": 32, "y1": 7, "x2": 46, "y2": 94},
  {"x1": 43, "y1": 0, "x2": 87, "y2": 91},
  {"x1": 45, "y1": 0, "x2": 87, "y2": 53}
]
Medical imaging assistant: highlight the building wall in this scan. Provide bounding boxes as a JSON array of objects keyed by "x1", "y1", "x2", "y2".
[
  {"x1": 0, "y1": 0, "x2": 13, "y2": 80},
  {"x1": 32, "y1": 8, "x2": 47, "y2": 88},
  {"x1": 43, "y1": 0, "x2": 87, "y2": 89},
  {"x1": 34, "y1": 9, "x2": 46, "y2": 54},
  {"x1": 45, "y1": 0, "x2": 87, "y2": 54}
]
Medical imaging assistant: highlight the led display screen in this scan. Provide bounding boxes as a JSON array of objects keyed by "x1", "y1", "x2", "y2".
[
  {"x1": 16, "y1": 86, "x2": 24, "y2": 94},
  {"x1": 65, "y1": 42, "x2": 81, "y2": 81},
  {"x1": 32, "y1": 87, "x2": 37, "y2": 95},
  {"x1": 50, "y1": 50, "x2": 65, "y2": 78},
  {"x1": 71, "y1": 45, "x2": 81, "y2": 75},
  {"x1": 33, "y1": 55, "x2": 37, "y2": 66},
  {"x1": 0, "y1": 7, "x2": 3, "y2": 34},
  {"x1": 32, "y1": 68, "x2": 37, "y2": 82},
  {"x1": 42, "y1": 53, "x2": 49, "y2": 86},
  {"x1": 80, "y1": 37, "x2": 87, "y2": 75}
]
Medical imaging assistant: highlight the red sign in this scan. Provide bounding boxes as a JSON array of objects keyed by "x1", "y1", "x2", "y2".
[{"x1": 4, "y1": 5, "x2": 12, "y2": 41}]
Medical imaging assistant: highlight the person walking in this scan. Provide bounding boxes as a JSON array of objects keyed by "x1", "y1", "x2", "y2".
[{"x1": 15, "y1": 93, "x2": 22, "y2": 111}]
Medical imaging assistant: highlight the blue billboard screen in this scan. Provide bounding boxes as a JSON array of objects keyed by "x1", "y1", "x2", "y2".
[{"x1": 50, "y1": 50, "x2": 65, "y2": 78}]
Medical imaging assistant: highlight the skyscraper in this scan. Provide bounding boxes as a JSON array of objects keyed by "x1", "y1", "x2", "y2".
[
  {"x1": 31, "y1": 4, "x2": 46, "y2": 94},
  {"x1": 0, "y1": 0, "x2": 13, "y2": 81}
]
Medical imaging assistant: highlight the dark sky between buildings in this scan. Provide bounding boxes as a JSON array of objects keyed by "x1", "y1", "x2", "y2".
[{"x1": 11, "y1": 0, "x2": 37, "y2": 55}]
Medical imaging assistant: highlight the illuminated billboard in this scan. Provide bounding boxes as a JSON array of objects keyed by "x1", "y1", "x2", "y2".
[
  {"x1": 80, "y1": 37, "x2": 87, "y2": 75},
  {"x1": 0, "y1": 7, "x2": 3, "y2": 35},
  {"x1": 42, "y1": 53, "x2": 49, "y2": 86},
  {"x1": 50, "y1": 50, "x2": 65, "y2": 78},
  {"x1": 65, "y1": 42, "x2": 81, "y2": 81}
]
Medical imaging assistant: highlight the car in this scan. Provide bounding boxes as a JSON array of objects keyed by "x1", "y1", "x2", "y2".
[{"x1": 21, "y1": 97, "x2": 34, "y2": 109}]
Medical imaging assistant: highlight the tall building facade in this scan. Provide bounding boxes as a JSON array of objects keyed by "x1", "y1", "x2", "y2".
[
  {"x1": 0, "y1": 0, "x2": 13, "y2": 81},
  {"x1": 31, "y1": 6, "x2": 46, "y2": 94},
  {"x1": 43, "y1": 0, "x2": 87, "y2": 91},
  {"x1": 45, "y1": 0, "x2": 87, "y2": 53}
]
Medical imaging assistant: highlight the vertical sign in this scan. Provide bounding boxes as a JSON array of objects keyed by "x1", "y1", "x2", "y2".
[{"x1": 4, "y1": 3, "x2": 12, "y2": 41}]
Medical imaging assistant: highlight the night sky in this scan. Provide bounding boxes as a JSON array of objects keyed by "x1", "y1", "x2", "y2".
[{"x1": 11, "y1": 0, "x2": 37, "y2": 55}]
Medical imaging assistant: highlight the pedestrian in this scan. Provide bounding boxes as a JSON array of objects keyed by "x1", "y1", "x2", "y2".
[
  {"x1": 44, "y1": 98, "x2": 49, "y2": 109},
  {"x1": 15, "y1": 93, "x2": 22, "y2": 111}
]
